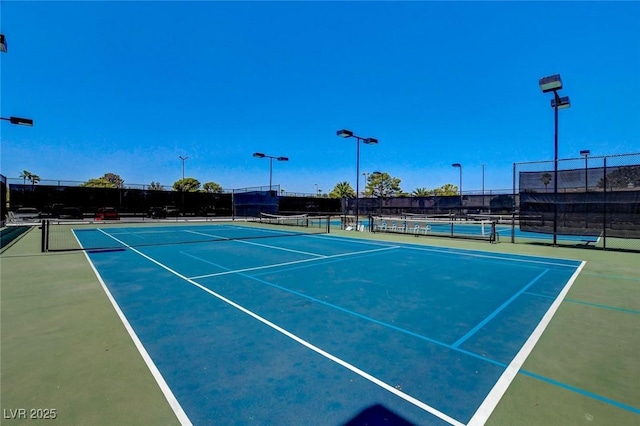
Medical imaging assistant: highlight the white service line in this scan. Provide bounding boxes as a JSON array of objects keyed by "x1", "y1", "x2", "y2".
[
  {"x1": 95, "y1": 229, "x2": 463, "y2": 426},
  {"x1": 184, "y1": 230, "x2": 325, "y2": 257},
  {"x1": 188, "y1": 245, "x2": 400, "y2": 279},
  {"x1": 403, "y1": 244, "x2": 580, "y2": 269}
]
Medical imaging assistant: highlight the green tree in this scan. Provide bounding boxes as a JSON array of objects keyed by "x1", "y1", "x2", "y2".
[
  {"x1": 597, "y1": 165, "x2": 640, "y2": 189},
  {"x1": 19, "y1": 170, "x2": 32, "y2": 186},
  {"x1": 433, "y1": 183, "x2": 458, "y2": 196},
  {"x1": 173, "y1": 178, "x2": 201, "y2": 192},
  {"x1": 28, "y1": 174, "x2": 40, "y2": 187},
  {"x1": 366, "y1": 172, "x2": 402, "y2": 197},
  {"x1": 202, "y1": 181, "x2": 223, "y2": 193},
  {"x1": 329, "y1": 181, "x2": 355, "y2": 198},
  {"x1": 541, "y1": 173, "x2": 552, "y2": 192},
  {"x1": 81, "y1": 178, "x2": 116, "y2": 188},
  {"x1": 102, "y1": 173, "x2": 125, "y2": 188},
  {"x1": 412, "y1": 187, "x2": 434, "y2": 197},
  {"x1": 148, "y1": 181, "x2": 164, "y2": 190}
]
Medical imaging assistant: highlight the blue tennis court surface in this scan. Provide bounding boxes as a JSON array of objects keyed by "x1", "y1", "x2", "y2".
[{"x1": 76, "y1": 223, "x2": 583, "y2": 425}]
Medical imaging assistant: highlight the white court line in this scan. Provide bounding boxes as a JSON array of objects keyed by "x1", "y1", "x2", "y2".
[
  {"x1": 184, "y1": 230, "x2": 325, "y2": 257},
  {"x1": 95, "y1": 229, "x2": 463, "y2": 426},
  {"x1": 75, "y1": 230, "x2": 192, "y2": 426},
  {"x1": 467, "y1": 260, "x2": 587, "y2": 426},
  {"x1": 402, "y1": 244, "x2": 579, "y2": 269},
  {"x1": 188, "y1": 245, "x2": 400, "y2": 279}
]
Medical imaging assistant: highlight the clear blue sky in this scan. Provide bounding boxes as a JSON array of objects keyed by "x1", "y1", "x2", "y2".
[{"x1": 1, "y1": 1, "x2": 639, "y2": 195}]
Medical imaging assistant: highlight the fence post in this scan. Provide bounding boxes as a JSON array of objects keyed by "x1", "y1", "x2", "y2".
[{"x1": 603, "y1": 157, "x2": 607, "y2": 249}]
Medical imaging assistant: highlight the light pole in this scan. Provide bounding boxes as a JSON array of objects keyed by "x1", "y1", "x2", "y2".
[
  {"x1": 252, "y1": 152, "x2": 288, "y2": 192},
  {"x1": 314, "y1": 183, "x2": 319, "y2": 196},
  {"x1": 539, "y1": 74, "x2": 571, "y2": 246},
  {"x1": 179, "y1": 155, "x2": 188, "y2": 215},
  {"x1": 481, "y1": 163, "x2": 486, "y2": 211},
  {"x1": 452, "y1": 163, "x2": 462, "y2": 214},
  {"x1": 336, "y1": 129, "x2": 378, "y2": 229},
  {"x1": 580, "y1": 149, "x2": 590, "y2": 192}
]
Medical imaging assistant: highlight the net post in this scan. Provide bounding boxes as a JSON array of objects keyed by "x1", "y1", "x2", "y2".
[
  {"x1": 491, "y1": 221, "x2": 497, "y2": 243},
  {"x1": 40, "y1": 219, "x2": 48, "y2": 252}
]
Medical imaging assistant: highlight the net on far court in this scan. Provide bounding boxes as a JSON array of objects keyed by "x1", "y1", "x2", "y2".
[
  {"x1": 370, "y1": 215, "x2": 497, "y2": 242},
  {"x1": 42, "y1": 217, "x2": 331, "y2": 252}
]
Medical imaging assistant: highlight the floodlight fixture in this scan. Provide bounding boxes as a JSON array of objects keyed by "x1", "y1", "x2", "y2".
[
  {"x1": 550, "y1": 96, "x2": 571, "y2": 110},
  {"x1": 253, "y1": 152, "x2": 288, "y2": 190},
  {"x1": 580, "y1": 149, "x2": 590, "y2": 193},
  {"x1": 452, "y1": 163, "x2": 463, "y2": 199},
  {"x1": 539, "y1": 74, "x2": 563, "y2": 93},
  {"x1": 336, "y1": 129, "x2": 354, "y2": 138},
  {"x1": 0, "y1": 34, "x2": 7, "y2": 53},
  {"x1": 0, "y1": 116, "x2": 34, "y2": 126},
  {"x1": 364, "y1": 137, "x2": 378, "y2": 145}
]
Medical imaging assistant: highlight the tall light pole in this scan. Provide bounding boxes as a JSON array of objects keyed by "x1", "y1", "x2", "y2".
[
  {"x1": 179, "y1": 155, "x2": 188, "y2": 215},
  {"x1": 580, "y1": 149, "x2": 590, "y2": 192},
  {"x1": 336, "y1": 129, "x2": 378, "y2": 229},
  {"x1": 253, "y1": 152, "x2": 288, "y2": 192},
  {"x1": 452, "y1": 163, "x2": 462, "y2": 214},
  {"x1": 481, "y1": 163, "x2": 486, "y2": 211},
  {"x1": 539, "y1": 74, "x2": 571, "y2": 245}
]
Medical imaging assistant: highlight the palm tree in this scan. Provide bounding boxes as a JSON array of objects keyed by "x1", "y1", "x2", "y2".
[
  {"x1": 412, "y1": 187, "x2": 433, "y2": 197},
  {"x1": 329, "y1": 181, "x2": 355, "y2": 198},
  {"x1": 19, "y1": 170, "x2": 32, "y2": 186},
  {"x1": 541, "y1": 173, "x2": 552, "y2": 192},
  {"x1": 28, "y1": 174, "x2": 40, "y2": 187}
]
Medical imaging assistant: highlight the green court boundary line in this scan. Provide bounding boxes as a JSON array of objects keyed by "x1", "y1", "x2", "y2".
[
  {"x1": 519, "y1": 370, "x2": 640, "y2": 415},
  {"x1": 90, "y1": 228, "x2": 466, "y2": 426},
  {"x1": 524, "y1": 292, "x2": 640, "y2": 315},
  {"x1": 580, "y1": 271, "x2": 640, "y2": 282}
]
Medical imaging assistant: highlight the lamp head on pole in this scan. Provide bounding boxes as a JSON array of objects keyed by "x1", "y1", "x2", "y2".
[
  {"x1": 580, "y1": 150, "x2": 590, "y2": 157},
  {"x1": 539, "y1": 74, "x2": 563, "y2": 93},
  {"x1": 451, "y1": 163, "x2": 461, "y2": 168},
  {"x1": 336, "y1": 129, "x2": 354, "y2": 138},
  {"x1": 364, "y1": 137, "x2": 378, "y2": 145},
  {"x1": 276, "y1": 156, "x2": 289, "y2": 162},
  {"x1": 252, "y1": 152, "x2": 266, "y2": 158},
  {"x1": 550, "y1": 96, "x2": 571, "y2": 110},
  {"x1": 4, "y1": 116, "x2": 34, "y2": 126}
]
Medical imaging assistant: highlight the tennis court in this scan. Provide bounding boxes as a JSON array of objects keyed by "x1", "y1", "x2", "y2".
[{"x1": 63, "y1": 221, "x2": 587, "y2": 425}]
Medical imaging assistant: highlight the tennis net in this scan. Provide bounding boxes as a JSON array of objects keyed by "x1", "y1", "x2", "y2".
[
  {"x1": 370, "y1": 215, "x2": 497, "y2": 242},
  {"x1": 41, "y1": 217, "x2": 331, "y2": 252}
]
